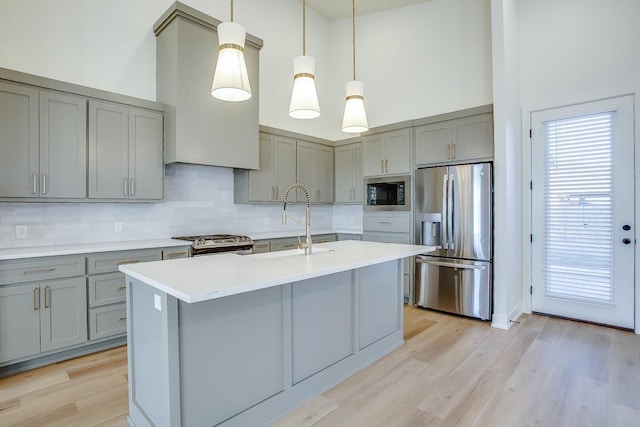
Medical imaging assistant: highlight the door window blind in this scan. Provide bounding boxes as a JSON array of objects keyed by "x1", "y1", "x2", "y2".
[{"x1": 543, "y1": 112, "x2": 614, "y2": 303}]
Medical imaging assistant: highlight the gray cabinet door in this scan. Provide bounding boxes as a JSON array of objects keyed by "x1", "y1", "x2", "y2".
[
  {"x1": 385, "y1": 128, "x2": 411, "y2": 175},
  {"x1": 129, "y1": 108, "x2": 163, "y2": 200},
  {"x1": 362, "y1": 134, "x2": 385, "y2": 177},
  {"x1": 249, "y1": 134, "x2": 276, "y2": 201},
  {"x1": 0, "y1": 81, "x2": 39, "y2": 197},
  {"x1": 335, "y1": 144, "x2": 355, "y2": 202},
  {"x1": 273, "y1": 135, "x2": 296, "y2": 202},
  {"x1": 40, "y1": 277, "x2": 87, "y2": 352},
  {"x1": 88, "y1": 100, "x2": 129, "y2": 199},
  {"x1": 295, "y1": 141, "x2": 315, "y2": 202},
  {"x1": 0, "y1": 284, "x2": 40, "y2": 363},
  {"x1": 353, "y1": 143, "x2": 363, "y2": 202},
  {"x1": 39, "y1": 91, "x2": 87, "y2": 199},
  {"x1": 415, "y1": 122, "x2": 451, "y2": 165},
  {"x1": 315, "y1": 143, "x2": 334, "y2": 203},
  {"x1": 452, "y1": 113, "x2": 494, "y2": 161},
  {"x1": 359, "y1": 261, "x2": 400, "y2": 349}
]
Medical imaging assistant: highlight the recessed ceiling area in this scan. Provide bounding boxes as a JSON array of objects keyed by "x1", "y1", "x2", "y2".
[{"x1": 307, "y1": 0, "x2": 434, "y2": 21}]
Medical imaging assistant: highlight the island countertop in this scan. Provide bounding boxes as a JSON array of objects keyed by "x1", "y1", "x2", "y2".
[{"x1": 119, "y1": 240, "x2": 432, "y2": 303}]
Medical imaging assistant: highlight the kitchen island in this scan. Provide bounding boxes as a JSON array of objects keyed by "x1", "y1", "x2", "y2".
[{"x1": 120, "y1": 240, "x2": 430, "y2": 427}]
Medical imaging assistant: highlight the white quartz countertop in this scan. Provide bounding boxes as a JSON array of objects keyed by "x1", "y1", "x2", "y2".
[
  {"x1": 119, "y1": 240, "x2": 433, "y2": 304},
  {"x1": 0, "y1": 239, "x2": 191, "y2": 261}
]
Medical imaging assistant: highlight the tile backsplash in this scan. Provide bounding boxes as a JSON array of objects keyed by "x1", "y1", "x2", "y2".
[{"x1": 0, "y1": 164, "x2": 364, "y2": 248}]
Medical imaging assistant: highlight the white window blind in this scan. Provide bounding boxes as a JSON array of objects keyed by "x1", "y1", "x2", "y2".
[{"x1": 543, "y1": 112, "x2": 614, "y2": 303}]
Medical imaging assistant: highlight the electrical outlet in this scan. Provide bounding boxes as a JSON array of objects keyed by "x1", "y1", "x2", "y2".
[
  {"x1": 114, "y1": 221, "x2": 123, "y2": 232},
  {"x1": 16, "y1": 225, "x2": 28, "y2": 239}
]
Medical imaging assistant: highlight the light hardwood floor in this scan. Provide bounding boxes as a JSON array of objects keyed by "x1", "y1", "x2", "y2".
[{"x1": 1, "y1": 307, "x2": 639, "y2": 426}]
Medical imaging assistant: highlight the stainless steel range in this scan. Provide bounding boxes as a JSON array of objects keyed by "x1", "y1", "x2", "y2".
[{"x1": 172, "y1": 234, "x2": 254, "y2": 256}]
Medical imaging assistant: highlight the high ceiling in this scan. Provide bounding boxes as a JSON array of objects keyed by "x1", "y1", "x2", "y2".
[{"x1": 307, "y1": 0, "x2": 433, "y2": 21}]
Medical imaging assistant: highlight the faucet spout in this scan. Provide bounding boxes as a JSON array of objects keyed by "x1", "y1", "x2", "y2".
[{"x1": 282, "y1": 183, "x2": 312, "y2": 255}]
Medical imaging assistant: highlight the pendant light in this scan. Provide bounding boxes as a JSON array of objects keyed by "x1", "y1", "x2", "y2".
[
  {"x1": 211, "y1": 0, "x2": 251, "y2": 102},
  {"x1": 289, "y1": 0, "x2": 320, "y2": 119},
  {"x1": 342, "y1": 0, "x2": 368, "y2": 133}
]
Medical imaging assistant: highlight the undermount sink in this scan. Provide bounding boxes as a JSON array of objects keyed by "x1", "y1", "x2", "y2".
[{"x1": 250, "y1": 247, "x2": 334, "y2": 259}]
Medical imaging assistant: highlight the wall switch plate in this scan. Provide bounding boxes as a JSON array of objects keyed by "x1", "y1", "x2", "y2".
[
  {"x1": 114, "y1": 221, "x2": 123, "y2": 232},
  {"x1": 154, "y1": 294, "x2": 162, "y2": 311},
  {"x1": 16, "y1": 225, "x2": 28, "y2": 239}
]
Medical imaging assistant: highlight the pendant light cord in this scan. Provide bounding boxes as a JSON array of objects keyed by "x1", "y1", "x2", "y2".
[
  {"x1": 352, "y1": 0, "x2": 356, "y2": 81},
  {"x1": 303, "y1": 0, "x2": 306, "y2": 55},
  {"x1": 230, "y1": 0, "x2": 234, "y2": 21}
]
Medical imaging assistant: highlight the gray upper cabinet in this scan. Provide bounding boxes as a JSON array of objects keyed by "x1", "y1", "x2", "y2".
[
  {"x1": 296, "y1": 141, "x2": 334, "y2": 203},
  {"x1": 0, "y1": 82, "x2": 86, "y2": 199},
  {"x1": 335, "y1": 142, "x2": 363, "y2": 203},
  {"x1": 234, "y1": 133, "x2": 296, "y2": 203},
  {"x1": 154, "y1": 2, "x2": 263, "y2": 170},
  {"x1": 89, "y1": 100, "x2": 163, "y2": 200},
  {"x1": 415, "y1": 112, "x2": 493, "y2": 166},
  {"x1": 362, "y1": 128, "x2": 411, "y2": 177}
]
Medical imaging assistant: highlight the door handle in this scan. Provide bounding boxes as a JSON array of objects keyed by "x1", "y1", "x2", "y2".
[
  {"x1": 622, "y1": 238, "x2": 632, "y2": 245},
  {"x1": 44, "y1": 286, "x2": 50, "y2": 309},
  {"x1": 447, "y1": 144, "x2": 451, "y2": 159},
  {"x1": 33, "y1": 287, "x2": 39, "y2": 311},
  {"x1": 385, "y1": 159, "x2": 388, "y2": 173},
  {"x1": 381, "y1": 159, "x2": 384, "y2": 173},
  {"x1": 130, "y1": 178, "x2": 135, "y2": 196},
  {"x1": 448, "y1": 175, "x2": 454, "y2": 250},
  {"x1": 32, "y1": 173, "x2": 38, "y2": 194},
  {"x1": 452, "y1": 143, "x2": 456, "y2": 159},
  {"x1": 416, "y1": 258, "x2": 486, "y2": 270},
  {"x1": 42, "y1": 173, "x2": 47, "y2": 195},
  {"x1": 123, "y1": 178, "x2": 128, "y2": 197},
  {"x1": 441, "y1": 174, "x2": 448, "y2": 249}
]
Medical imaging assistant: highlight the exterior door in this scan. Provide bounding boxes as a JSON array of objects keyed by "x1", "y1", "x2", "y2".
[{"x1": 531, "y1": 95, "x2": 635, "y2": 328}]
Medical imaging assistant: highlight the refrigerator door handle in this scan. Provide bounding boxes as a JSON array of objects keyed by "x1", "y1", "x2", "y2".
[
  {"x1": 415, "y1": 258, "x2": 487, "y2": 270},
  {"x1": 447, "y1": 174, "x2": 454, "y2": 251},
  {"x1": 441, "y1": 174, "x2": 449, "y2": 249}
]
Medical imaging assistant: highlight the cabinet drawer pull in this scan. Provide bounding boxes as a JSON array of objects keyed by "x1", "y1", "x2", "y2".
[
  {"x1": 119, "y1": 316, "x2": 127, "y2": 322},
  {"x1": 24, "y1": 268, "x2": 55, "y2": 275},
  {"x1": 168, "y1": 252, "x2": 187, "y2": 258},
  {"x1": 44, "y1": 286, "x2": 50, "y2": 309},
  {"x1": 130, "y1": 178, "x2": 135, "y2": 196},
  {"x1": 117, "y1": 286, "x2": 126, "y2": 291},
  {"x1": 33, "y1": 287, "x2": 39, "y2": 311},
  {"x1": 32, "y1": 173, "x2": 38, "y2": 194},
  {"x1": 379, "y1": 221, "x2": 392, "y2": 224},
  {"x1": 117, "y1": 260, "x2": 140, "y2": 266}
]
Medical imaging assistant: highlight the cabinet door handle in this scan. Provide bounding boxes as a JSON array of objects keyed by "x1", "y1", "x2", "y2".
[
  {"x1": 44, "y1": 286, "x2": 50, "y2": 309},
  {"x1": 123, "y1": 178, "x2": 128, "y2": 197},
  {"x1": 447, "y1": 144, "x2": 451, "y2": 159},
  {"x1": 117, "y1": 286, "x2": 127, "y2": 291},
  {"x1": 385, "y1": 159, "x2": 388, "y2": 173},
  {"x1": 119, "y1": 316, "x2": 127, "y2": 322},
  {"x1": 42, "y1": 173, "x2": 47, "y2": 195},
  {"x1": 276, "y1": 186, "x2": 279, "y2": 200},
  {"x1": 453, "y1": 143, "x2": 456, "y2": 159},
  {"x1": 130, "y1": 178, "x2": 135, "y2": 196},
  {"x1": 32, "y1": 173, "x2": 38, "y2": 194},
  {"x1": 33, "y1": 287, "x2": 39, "y2": 311},
  {"x1": 271, "y1": 186, "x2": 274, "y2": 200}
]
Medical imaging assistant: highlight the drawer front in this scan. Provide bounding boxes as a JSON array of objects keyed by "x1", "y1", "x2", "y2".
[
  {"x1": 87, "y1": 249, "x2": 161, "y2": 274},
  {"x1": 313, "y1": 234, "x2": 337, "y2": 244},
  {"x1": 89, "y1": 304, "x2": 127, "y2": 340},
  {"x1": 0, "y1": 256, "x2": 85, "y2": 285},
  {"x1": 88, "y1": 272, "x2": 126, "y2": 307},
  {"x1": 162, "y1": 247, "x2": 190, "y2": 260},
  {"x1": 252, "y1": 241, "x2": 270, "y2": 254},
  {"x1": 270, "y1": 238, "x2": 300, "y2": 252},
  {"x1": 363, "y1": 213, "x2": 411, "y2": 233}
]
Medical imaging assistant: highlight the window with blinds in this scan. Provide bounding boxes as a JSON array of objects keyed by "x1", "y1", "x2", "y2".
[{"x1": 543, "y1": 112, "x2": 614, "y2": 303}]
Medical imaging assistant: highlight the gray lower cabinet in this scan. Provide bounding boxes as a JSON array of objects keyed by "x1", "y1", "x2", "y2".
[
  {"x1": 0, "y1": 82, "x2": 87, "y2": 199},
  {"x1": 0, "y1": 273, "x2": 87, "y2": 364},
  {"x1": 87, "y1": 249, "x2": 162, "y2": 341},
  {"x1": 88, "y1": 100, "x2": 163, "y2": 200}
]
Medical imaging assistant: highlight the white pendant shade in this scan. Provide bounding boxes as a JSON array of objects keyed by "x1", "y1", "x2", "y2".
[
  {"x1": 211, "y1": 22, "x2": 251, "y2": 102},
  {"x1": 342, "y1": 80, "x2": 368, "y2": 133},
  {"x1": 289, "y1": 55, "x2": 320, "y2": 119}
]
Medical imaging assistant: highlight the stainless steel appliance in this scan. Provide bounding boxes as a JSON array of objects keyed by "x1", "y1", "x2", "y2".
[
  {"x1": 364, "y1": 175, "x2": 411, "y2": 211},
  {"x1": 414, "y1": 162, "x2": 492, "y2": 320},
  {"x1": 172, "y1": 234, "x2": 254, "y2": 256}
]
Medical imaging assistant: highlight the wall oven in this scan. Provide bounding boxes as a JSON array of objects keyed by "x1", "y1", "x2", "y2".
[{"x1": 364, "y1": 175, "x2": 411, "y2": 211}]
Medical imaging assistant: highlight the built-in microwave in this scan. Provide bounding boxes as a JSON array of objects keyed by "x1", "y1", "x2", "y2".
[{"x1": 364, "y1": 175, "x2": 411, "y2": 211}]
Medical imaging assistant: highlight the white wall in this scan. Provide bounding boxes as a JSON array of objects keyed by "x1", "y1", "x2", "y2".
[{"x1": 517, "y1": 0, "x2": 640, "y2": 331}]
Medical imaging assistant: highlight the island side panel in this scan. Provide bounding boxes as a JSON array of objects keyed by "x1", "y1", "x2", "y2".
[
  {"x1": 178, "y1": 285, "x2": 286, "y2": 426},
  {"x1": 291, "y1": 270, "x2": 354, "y2": 384},
  {"x1": 359, "y1": 259, "x2": 402, "y2": 349},
  {"x1": 126, "y1": 277, "x2": 181, "y2": 427}
]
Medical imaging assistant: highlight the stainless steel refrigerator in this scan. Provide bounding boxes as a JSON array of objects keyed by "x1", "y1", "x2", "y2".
[{"x1": 414, "y1": 162, "x2": 492, "y2": 320}]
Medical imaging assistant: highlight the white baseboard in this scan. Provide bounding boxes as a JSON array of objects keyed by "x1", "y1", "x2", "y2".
[{"x1": 491, "y1": 303, "x2": 523, "y2": 330}]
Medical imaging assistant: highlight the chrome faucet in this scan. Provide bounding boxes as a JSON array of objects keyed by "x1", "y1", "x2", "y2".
[{"x1": 282, "y1": 183, "x2": 312, "y2": 255}]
